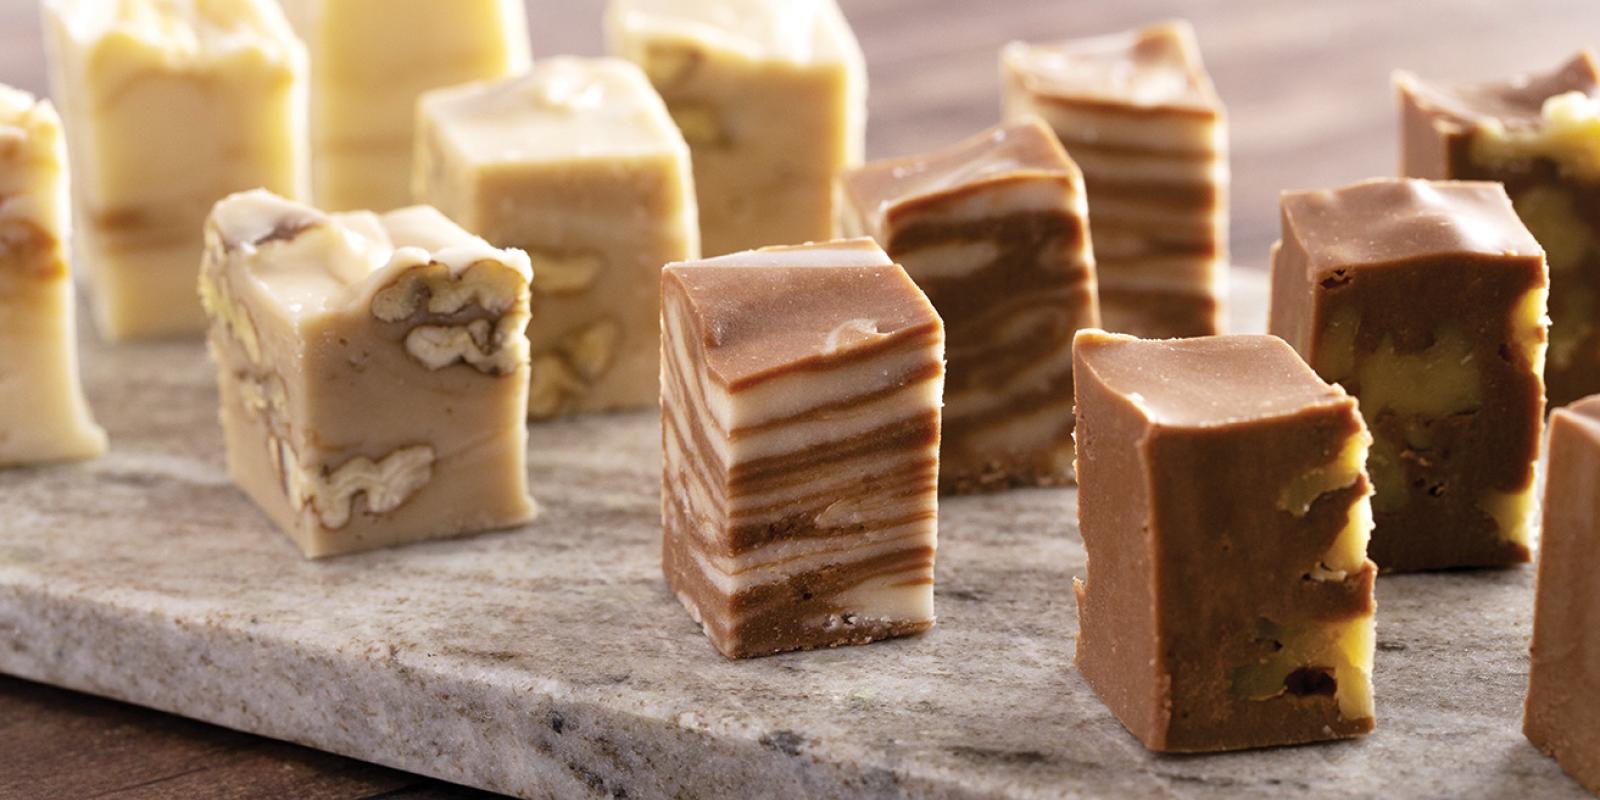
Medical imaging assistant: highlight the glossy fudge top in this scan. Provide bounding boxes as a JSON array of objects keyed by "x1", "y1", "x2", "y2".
[
  {"x1": 420, "y1": 57, "x2": 685, "y2": 164},
  {"x1": 608, "y1": 0, "x2": 854, "y2": 65},
  {"x1": 1278, "y1": 178, "x2": 1543, "y2": 276},
  {"x1": 1560, "y1": 394, "x2": 1600, "y2": 428},
  {"x1": 1002, "y1": 20, "x2": 1221, "y2": 113},
  {"x1": 1397, "y1": 50, "x2": 1600, "y2": 132},
  {"x1": 664, "y1": 239, "x2": 940, "y2": 389},
  {"x1": 1073, "y1": 330, "x2": 1353, "y2": 429},
  {"x1": 48, "y1": 0, "x2": 301, "y2": 63},
  {"x1": 842, "y1": 118, "x2": 1081, "y2": 231}
]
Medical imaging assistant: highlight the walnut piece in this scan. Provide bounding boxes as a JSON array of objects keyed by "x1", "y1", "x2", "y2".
[{"x1": 274, "y1": 439, "x2": 436, "y2": 531}]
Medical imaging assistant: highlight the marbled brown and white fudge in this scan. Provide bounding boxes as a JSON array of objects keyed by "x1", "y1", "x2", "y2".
[
  {"x1": 660, "y1": 239, "x2": 943, "y2": 658},
  {"x1": 1003, "y1": 20, "x2": 1227, "y2": 338},
  {"x1": 417, "y1": 57, "x2": 699, "y2": 419},
  {"x1": 281, "y1": 0, "x2": 530, "y2": 212},
  {"x1": 840, "y1": 118, "x2": 1097, "y2": 492},
  {"x1": 201, "y1": 189, "x2": 536, "y2": 558},
  {"x1": 43, "y1": 0, "x2": 307, "y2": 340},
  {"x1": 0, "y1": 86, "x2": 105, "y2": 467},
  {"x1": 607, "y1": 0, "x2": 866, "y2": 256}
]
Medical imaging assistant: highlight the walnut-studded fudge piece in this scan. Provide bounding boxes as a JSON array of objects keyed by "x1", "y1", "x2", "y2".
[
  {"x1": 417, "y1": 57, "x2": 699, "y2": 419},
  {"x1": 660, "y1": 239, "x2": 944, "y2": 658},
  {"x1": 1526, "y1": 395, "x2": 1600, "y2": 795},
  {"x1": 1398, "y1": 51, "x2": 1600, "y2": 408},
  {"x1": 1269, "y1": 178, "x2": 1548, "y2": 572},
  {"x1": 1002, "y1": 20, "x2": 1227, "y2": 338},
  {"x1": 607, "y1": 0, "x2": 866, "y2": 257},
  {"x1": 43, "y1": 0, "x2": 307, "y2": 339},
  {"x1": 1073, "y1": 330, "x2": 1377, "y2": 753},
  {"x1": 0, "y1": 86, "x2": 105, "y2": 467},
  {"x1": 200, "y1": 189, "x2": 536, "y2": 558},
  {"x1": 281, "y1": 0, "x2": 530, "y2": 212},
  {"x1": 840, "y1": 119, "x2": 1097, "y2": 492}
]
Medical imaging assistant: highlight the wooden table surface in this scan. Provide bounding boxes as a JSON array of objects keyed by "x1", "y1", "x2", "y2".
[{"x1": 2, "y1": 1, "x2": 1597, "y2": 798}]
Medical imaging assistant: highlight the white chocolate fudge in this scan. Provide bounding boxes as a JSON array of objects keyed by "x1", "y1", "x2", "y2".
[
  {"x1": 43, "y1": 0, "x2": 308, "y2": 340},
  {"x1": 660, "y1": 238, "x2": 944, "y2": 658},
  {"x1": 417, "y1": 57, "x2": 699, "y2": 419},
  {"x1": 0, "y1": 87, "x2": 106, "y2": 467},
  {"x1": 281, "y1": 0, "x2": 530, "y2": 212},
  {"x1": 607, "y1": 0, "x2": 866, "y2": 256},
  {"x1": 200, "y1": 189, "x2": 536, "y2": 557}
]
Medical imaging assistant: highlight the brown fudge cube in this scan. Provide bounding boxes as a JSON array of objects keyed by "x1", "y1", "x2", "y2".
[
  {"x1": 1397, "y1": 50, "x2": 1600, "y2": 407},
  {"x1": 1269, "y1": 178, "x2": 1548, "y2": 572},
  {"x1": 839, "y1": 118, "x2": 1098, "y2": 493},
  {"x1": 1526, "y1": 395, "x2": 1600, "y2": 795},
  {"x1": 1072, "y1": 330, "x2": 1376, "y2": 753}
]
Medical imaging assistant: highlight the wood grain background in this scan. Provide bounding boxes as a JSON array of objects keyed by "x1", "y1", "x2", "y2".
[{"x1": 2, "y1": 1, "x2": 1599, "y2": 797}]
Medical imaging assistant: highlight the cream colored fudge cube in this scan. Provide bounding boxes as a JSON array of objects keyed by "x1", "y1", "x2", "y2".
[
  {"x1": 281, "y1": 0, "x2": 531, "y2": 213},
  {"x1": 606, "y1": 0, "x2": 865, "y2": 256},
  {"x1": 0, "y1": 86, "x2": 106, "y2": 467},
  {"x1": 43, "y1": 0, "x2": 308, "y2": 340},
  {"x1": 200, "y1": 189, "x2": 537, "y2": 558},
  {"x1": 417, "y1": 57, "x2": 698, "y2": 419}
]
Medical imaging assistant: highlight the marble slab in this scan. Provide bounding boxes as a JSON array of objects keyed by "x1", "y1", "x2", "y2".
[{"x1": 0, "y1": 273, "x2": 1585, "y2": 799}]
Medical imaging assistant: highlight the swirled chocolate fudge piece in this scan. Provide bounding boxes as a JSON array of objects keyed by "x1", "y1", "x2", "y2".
[
  {"x1": 417, "y1": 57, "x2": 699, "y2": 420},
  {"x1": 1269, "y1": 178, "x2": 1548, "y2": 572},
  {"x1": 840, "y1": 119, "x2": 1097, "y2": 493},
  {"x1": 1073, "y1": 330, "x2": 1376, "y2": 753},
  {"x1": 201, "y1": 190, "x2": 537, "y2": 558},
  {"x1": 660, "y1": 239, "x2": 943, "y2": 658},
  {"x1": 43, "y1": 0, "x2": 307, "y2": 339},
  {"x1": 607, "y1": 0, "x2": 866, "y2": 256},
  {"x1": 1398, "y1": 51, "x2": 1600, "y2": 409},
  {"x1": 1002, "y1": 20, "x2": 1226, "y2": 338},
  {"x1": 1526, "y1": 395, "x2": 1600, "y2": 795},
  {"x1": 0, "y1": 86, "x2": 105, "y2": 467}
]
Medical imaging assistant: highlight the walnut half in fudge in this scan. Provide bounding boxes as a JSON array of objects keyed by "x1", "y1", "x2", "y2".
[
  {"x1": 201, "y1": 190, "x2": 536, "y2": 558},
  {"x1": 840, "y1": 118, "x2": 1098, "y2": 493},
  {"x1": 660, "y1": 239, "x2": 943, "y2": 659},
  {"x1": 1269, "y1": 178, "x2": 1548, "y2": 572},
  {"x1": 1398, "y1": 51, "x2": 1600, "y2": 408},
  {"x1": 1072, "y1": 330, "x2": 1376, "y2": 753}
]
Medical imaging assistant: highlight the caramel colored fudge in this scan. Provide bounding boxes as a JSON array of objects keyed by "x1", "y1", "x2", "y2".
[
  {"x1": 1526, "y1": 395, "x2": 1600, "y2": 795},
  {"x1": 0, "y1": 87, "x2": 105, "y2": 466},
  {"x1": 607, "y1": 0, "x2": 866, "y2": 256},
  {"x1": 1002, "y1": 20, "x2": 1227, "y2": 338},
  {"x1": 43, "y1": 0, "x2": 307, "y2": 340},
  {"x1": 1269, "y1": 179, "x2": 1547, "y2": 572},
  {"x1": 1398, "y1": 51, "x2": 1600, "y2": 408},
  {"x1": 840, "y1": 119, "x2": 1097, "y2": 492},
  {"x1": 200, "y1": 190, "x2": 536, "y2": 558},
  {"x1": 660, "y1": 239, "x2": 943, "y2": 658},
  {"x1": 281, "y1": 0, "x2": 530, "y2": 212},
  {"x1": 1073, "y1": 330, "x2": 1376, "y2": 753},
  {"x1": 416, "y1": 57, "x2": 699, "y2": 419}
]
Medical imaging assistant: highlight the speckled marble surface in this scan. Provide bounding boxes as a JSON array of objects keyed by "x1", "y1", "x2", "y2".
[{"x1": 0, "y1": 274, "x2": 1585, "y2": 799}]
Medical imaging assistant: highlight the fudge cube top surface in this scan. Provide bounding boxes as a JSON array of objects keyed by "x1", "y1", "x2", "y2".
[
  {"x1": 419, "y1": 57, "x2": 686, "y2": 166},
  {"x1": 1279, "y1": 178, "x2": 1544, "y2": 277},
  {"x1": 664, "y1": 238, "x2": 940, "y2": 390},
  {"x1": 0, "y1": 87, "x2": 65, "y2": 236},
  {"x1": 1397, "y1": 50, "x2": 1600, "y2": 134},
  {"x1": 607, "y1": 0, "x2": 859, "y2": 66},
  {"x1": 1002, "y1": 20, "x2": 1221, "y2": 115},
  {"x1": 1073, "y1": 330, "x2": 1354, "y2": 430},
  {"x1": 48, "y1": 0, "x2": 302, "y2": 65}
]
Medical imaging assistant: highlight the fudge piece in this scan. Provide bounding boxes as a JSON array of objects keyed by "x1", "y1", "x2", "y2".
[
  {"x1": 0, "y1": 86, "x2": 106, "y2": 467},
  {"x1": 200, "y1": 189, "x2": 536, "y2": 557},
  {"x1": 416, "y1": 57, "x2": 699, "y2": 419},
  {"x1": 1269, "y1": 178, "x2": 1547, "y2": 572},
  {"x1": 1002, "y1": 20, "x2": 1227, "y2": 338},
  {"x1": 839, "y1": 119, "x2": 1097, "y2": 492},
  {"x1": 1526, "y1": 395, "x2": 1600, "y2": 795},
  {"x1": 606, "y1": 0, "x2": 866, "y2": 256},
  {"x1": 281, "y1": 0, "x2": 530, "y2": 212},
  {"x1": 1398, "y1": 51, "x2": 1600, "y2": 408},
  {"x1": 1072, "y1": 330, "x2": 1376, "y2": 753},
  {"x1": 660, "y1": 238, "x2": 943, "y2": 658},
  {"x1": 43, "y1": 0, "x2": 308, "y2": 339}
]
